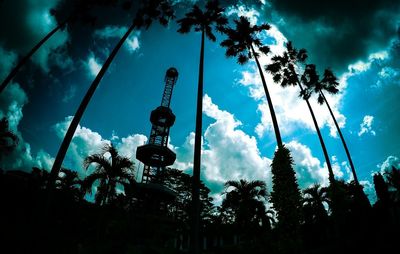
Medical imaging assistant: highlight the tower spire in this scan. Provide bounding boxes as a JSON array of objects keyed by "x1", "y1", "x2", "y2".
[{"x1": 136, "y1": 68, "x2": 179, "y2": 183}]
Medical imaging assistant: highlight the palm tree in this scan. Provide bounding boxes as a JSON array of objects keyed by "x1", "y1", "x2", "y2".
[
  {"x1": 266, "y1": 41, "x2": 335, "y2": 183},
  {"x1": 56, "y1": 168, "x2": 83, "y2": 201},
  {"x1": 303, "y1": 184, "x2": 329, "y2": 222},
  {"x1": 82, "y1": 144, "x2": 135, "y2": 206},
  {"x1": 302, "y1": 65, "x2": 361, "y2": 185},
  {"x1": 221, "y1": 16, "x2": 283, "y2": 148},
  {"x1": 49, "y1": 0, "x2": 175, "y2": 187},
  {"x1": 222, "y1": 179, "x2": 268, "y2": 229},
  {"x1": 177, "y1": 1, "x2": 227, "y2": 252},
  {"x1": 0, "y1": 0, "x2": 112, "y2": 94}
]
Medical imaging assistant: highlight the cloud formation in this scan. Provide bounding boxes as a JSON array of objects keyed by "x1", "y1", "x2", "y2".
[
  {"x1": 0, "y1": 45, "x2": 55, "y2": 171},
  {"x1": 266, "y1": 0, "x2": 400, "y2": 73},
  {"x1": 0, "y1": 0, "x2": 70, "y2": 72},
  {"x1": 378, "y1": 155, "x2": 400, "y2": 173},
  {"x1": 85, "y1": 52, "x2": 102, "y2": 78},
  {"x1": 53, "y1": 116, "x2": 148, "y2": 178},
  {"x1": 358, "y1": 115, "x2": 376, "y2": 137},
  {"x1": 201, "y1": 94, "x2": 271, "y2": 186},
  {"x1": 94, "y1": 26, "x2": 141, "y2": 53}
]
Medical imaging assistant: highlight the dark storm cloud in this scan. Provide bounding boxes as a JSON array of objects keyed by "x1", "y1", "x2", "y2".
[
  {"x1": 265, "y1": 0, "x2": 400, "y2": 73},
  {"x1": 0, "y1": 0, "x2": 59, "y2": 53}
]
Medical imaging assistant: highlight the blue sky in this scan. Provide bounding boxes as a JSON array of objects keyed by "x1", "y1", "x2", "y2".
[{"x1": 1, "y1": 0, "x2": 400, "y2": 203}]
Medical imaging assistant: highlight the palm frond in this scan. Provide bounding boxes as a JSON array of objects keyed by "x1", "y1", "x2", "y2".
[
  {"x1": 237, "y1": 54, "x2": 249, "y2": 65},
  {"x1": 84, "y1": 154, "x2": 111, "y2": 171}
]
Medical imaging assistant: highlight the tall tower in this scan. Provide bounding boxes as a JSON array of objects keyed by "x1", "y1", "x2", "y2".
[{"x1": 136, "y1": 68, "x2": 178, "y2": 183}]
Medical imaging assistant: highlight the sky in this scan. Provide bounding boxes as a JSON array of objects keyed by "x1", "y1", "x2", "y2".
[{"x1": 1, "y1": 0, "x2": 400, "y2": 204}]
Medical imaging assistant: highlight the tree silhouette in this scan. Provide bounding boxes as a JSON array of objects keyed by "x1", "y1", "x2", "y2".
[
  {"x1": 302, "y1": 64, "x2": 361, "y2": 185},
  {"x1": 82, "y1": 144, "x2": 135, "y2": 206},
  {"x1": 56, "y1": 168, "x2": 83, "y2": 201},
  {"x1": 222, "y1": 179, "x2": 268, "y2": 228},
  {"x1": 302, "y1": 184, "x2": 329, "y2": 223},
  {"x1": 222, "y1": 179, "x2": 270, "y2": 245},
  {"x1": 266, "y1": 41, "x2": 335, "y2": 183},
  {"x1": 221, "y1": 16, "x2": 283, "y2": 148},
  {"x1": 269, "y1": 146, "x2": 302, "y2": 252},
  {"x1": 270, "y1": 146, "x2": 302, "y2": 230},
  {"x1": 177, "y1": 1, "x2": 227, "y2": 252},
  {"x1": 385, "y1": 166, "x2": 400, "y2": 202},
  {"x1": 374, "y1": 173, "x2": 391, "y2": 206},
  {"x1": 0, "y1": 117, "x2": 18, "y2": 156},
  {"x1": 49, "y1": 0, "x2": 175, "y2": 188},
  {"x1": 0, "y1": 0, "x2": 115, "y2": 94}
]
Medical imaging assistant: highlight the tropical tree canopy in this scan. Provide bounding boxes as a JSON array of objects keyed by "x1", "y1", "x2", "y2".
[
  {"x1": 222, "y1": 179, "x2": 268, "y2": 228},
  {"x1": 82, "y1": 144, "x2": 135, "y2": 205},
  {"x1": 266, "y1": 41, "x2": 307, "y2": 88},
  {"x1": 177, "y1": 0, "x2": 227, "y2": 41},
  {"x1": 221, "y1": 16, "x2": 271, "y2": 64},
  {"x1": 302, "y1": 184, "x2": 329, "y2": 222}
]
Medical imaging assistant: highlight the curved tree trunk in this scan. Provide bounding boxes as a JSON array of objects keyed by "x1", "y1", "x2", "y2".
[
  {"x1": 0, "y1": 19, "x2": 69, "y2": 94},
  {"x1": 250, "y1": 44, "x2": 283, "y2": 148},
  {"x1": 320, "y1": 91, "x2": 359, "y2": 185},
  {"x1": 297, "y1": 83, "x2": 334, "y2": 182},
  {"x1": 49, "y1": 24, "x2": 136, "y2": 186},
  {"x1": 191, "y1": 28, "x2": 204, "y2": 254}
]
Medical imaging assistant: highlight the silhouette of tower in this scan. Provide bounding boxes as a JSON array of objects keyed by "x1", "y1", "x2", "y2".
[{"x1": 136, "y1": 68, "x2": 178, "y2": 183}]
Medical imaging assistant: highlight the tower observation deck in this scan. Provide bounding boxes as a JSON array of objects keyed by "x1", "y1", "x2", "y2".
[{"x1": 136, "y1": 68, "x2": 178, "y2": 183}]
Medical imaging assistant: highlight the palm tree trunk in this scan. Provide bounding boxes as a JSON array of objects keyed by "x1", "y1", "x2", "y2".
[
  {"x1": 320, "y1": 91, "x2": 359, "y2": 185},
  {"x1": 0, "y1": 19, "x2": 69, "y2": 94},
  {"x1": 49, "y1": 24, "x2": 136, "y2": 186},
  {"x1": 191, "y1": 28, "x2": 204, "y2": 254},
  {"x1": 250, "y1": 44, "x2": 283, "y2": 148},
  {"x1": 297, "y1": 82, "x2": 334, "y2": 182}
]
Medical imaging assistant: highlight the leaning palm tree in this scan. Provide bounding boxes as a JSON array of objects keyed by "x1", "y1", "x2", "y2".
[
  {"x1": 222, "y1": 179, "x2": 268, "y2": 228},
  {"x1": 0, "y1": 0, "x2": 112, "y2": 94},
  {"x1": 176, "y1": 1, "x2": 227, "y2": 252},
  {"x1": 221, "y1": 16, "x2": 283, "y2": 148},
  {"x1": 302, "y1": 65, "x2": 360, "y2": 185},
  {"x1": 49, "y1": 0, "x2": 175, "y2": 187},
  {"x1": 82, "y1": 144, "x2": 135, "y2": 206},
  {"x1": 266, "y1": 41, "x2": 335, "y2": 183}
]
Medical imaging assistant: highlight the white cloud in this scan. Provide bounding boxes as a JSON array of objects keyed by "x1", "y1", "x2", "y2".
[
  {"x1": 286, "y1": 140, "x2": 330, "y2": 187},
  {"x1": 172, "y1": 96, "x2": 349, "y2": 196},
  {"x1": 377, "y1": 155, "x2": 400, "y2": 173},
  {"x1": 52, "y1": 116, "x2": 151, "y2": 179},
  {"x1": 358, "y1": 115, "x2": 376, "y2": 136},
  {"x1": 0, "y1": 72, "x2": 54, "y2": 171},
  {"x1": 85, "y1": 52, "x2": 102, "y2": 78},
  {"x1": 94, "y1": 26, "x2": 141, "y2": 53},
  {"x1": 53, "y1": 116, "x2": 110, "y2": 174},
  {"x1": 226, "y1": 5, "x2": 260, "y2": 25},
  {"x1": 360, "y1": 180, "x2": 376, "y2": 204},
  {"x1": 201, "y1": 94, "x2": 271, "y2": 185}
]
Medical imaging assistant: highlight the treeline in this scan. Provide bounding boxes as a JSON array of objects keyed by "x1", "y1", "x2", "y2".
[{"x1": 1, "y1": 144, "x2": 400, "y2": 253}]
